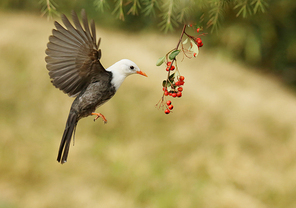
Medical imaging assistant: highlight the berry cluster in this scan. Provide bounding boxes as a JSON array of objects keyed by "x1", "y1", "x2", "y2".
[
  {"x1": 156, "y1": 24, "x2": 205, "y2": 115},
  {"x1": 181, "y1": 26, "x2": 206, "y2": 59},
  {"x1": 164, "y1": 100, "x2": 173, "y2": 114},
  {"x1": 193, "y1": 37, "x2": 203, "y2": 57},
  {"x1": 166, "y1": 62, "x2": 175, "y2": 71},
  {"x1": 163, "y1": 73, "x2": 184, "y2": 98},
  {"x1": 162, "y1": 74, "x2": 185, "y2": 114},
  {"x1": 157, "y1": 59, "x2": 186, "y2": 114},
  {"x1": 195, "y1": 37, "x2": 203, "y2": 48},
  {"x1": 191, "y1": 27, "x2": 204, "y2": 45}
]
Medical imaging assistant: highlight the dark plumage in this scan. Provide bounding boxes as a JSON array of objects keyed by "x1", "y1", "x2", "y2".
[{"x1": 45, "y1": 10, "x2": 147, "y2": 164}]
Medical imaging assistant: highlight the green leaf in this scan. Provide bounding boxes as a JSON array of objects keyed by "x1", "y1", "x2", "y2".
[
  {"x1": 169, "y1": 50, "x2": 180, "y2": 60},
  {"x1": 163, "y1": 80, "x2": 171, "y2": 87},
  {"x1": 156, "y1": 56, "x2": 165, "y2": 66},
  {"x1": 169, "y1": 73, "x2": 175, "y2": 82}
]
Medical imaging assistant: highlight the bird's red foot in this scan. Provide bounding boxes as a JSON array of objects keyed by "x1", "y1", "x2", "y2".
[{"x1": 91, "y1": 112, "x2": 107, "y2": 124}]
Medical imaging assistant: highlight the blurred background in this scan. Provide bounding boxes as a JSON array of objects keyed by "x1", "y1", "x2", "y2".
[{"x1": 0, "y1": 0, "x2": 296, "y2": 208}]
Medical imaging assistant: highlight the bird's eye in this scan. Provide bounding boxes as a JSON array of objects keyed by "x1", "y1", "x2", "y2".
[{"x1": 130, "y1": 66, "x2": 134, "y2": 70}]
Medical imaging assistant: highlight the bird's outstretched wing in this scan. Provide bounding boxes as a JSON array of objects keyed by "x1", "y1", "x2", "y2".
[{"x1": 45, "y1": 9, "x2": 104, "y2": 97}]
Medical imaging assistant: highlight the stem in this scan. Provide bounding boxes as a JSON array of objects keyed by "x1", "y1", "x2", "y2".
[
  {"x1": 176, "y1": 25, "x2": 187, "y2": 50},
  {"x1": 166, "y1": 24, "x2": 187, "y2": 82},
  {"x1": 171, "y1": 24, "x2": 186, "y2": 66}
]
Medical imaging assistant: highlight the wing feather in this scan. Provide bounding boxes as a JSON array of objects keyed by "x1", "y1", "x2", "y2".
[
  {"x1": 45, "y1": 49, "x2": 79, "y2": 58},
  {"x1": 90, "y1": 20, "x2": 97, "y2": 49},
  {"x1": 47, "y1": 42, "x2": 77, "y2": 53},
  {"x1": 71, "y1": 11, "x2": 91, "y2": 47},
  {"x1": 49, "y1": 68, "x2": 76, "y2": 80},
  {"x1": 81, "y1": 10, "x2": 93, "y2": 46},
  {"x1": 49, "y1": 35, "x2": 78, "y2": 50},
  {"x1": 45, "y1": 9, "x2": 106, "y2": 97},
  {"x1": 53, "y1": 23, "x2": 82, "y2": 46},
  {"x1": 61, "y1": 14, "x2": 87, "y2": 45},
  {"x1": 45, "y1": 56, "x2": 76, "y2": 63}
]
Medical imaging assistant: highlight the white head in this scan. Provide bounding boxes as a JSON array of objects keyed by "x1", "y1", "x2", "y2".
[{"x1": 106, "y1": 59, "x2": 147, "y2": 91}]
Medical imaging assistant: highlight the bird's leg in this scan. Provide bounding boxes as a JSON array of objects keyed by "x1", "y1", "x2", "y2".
[{"x1": 91, "y1": 112, "x2": 107, "y2": 123}]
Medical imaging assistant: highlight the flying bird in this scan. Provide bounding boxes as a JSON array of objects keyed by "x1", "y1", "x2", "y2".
[{"x1": 45, "y1": 10, "x2": 147, "y2": 164}]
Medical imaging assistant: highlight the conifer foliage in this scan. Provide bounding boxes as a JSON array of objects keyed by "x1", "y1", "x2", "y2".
[{"x1": 41, "y1": 0, "x2": 268, "y2": 32}]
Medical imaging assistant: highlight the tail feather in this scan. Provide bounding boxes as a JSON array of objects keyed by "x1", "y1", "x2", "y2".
[{"x1": 57, "y1": 111, "x2": 78, "y2": 164}]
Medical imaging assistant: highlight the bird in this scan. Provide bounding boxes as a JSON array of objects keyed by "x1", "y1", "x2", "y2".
[{"x1": 45, "y1": 9, "x2": 147, "y2": 164}]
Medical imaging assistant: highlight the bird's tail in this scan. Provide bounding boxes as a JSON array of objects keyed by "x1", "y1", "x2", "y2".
[{"x1": 57, "y1": 111, "x2": 78, "y2": 164}]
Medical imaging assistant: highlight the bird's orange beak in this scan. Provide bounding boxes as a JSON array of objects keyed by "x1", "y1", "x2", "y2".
[{"x1": 137, "y1": 70, "x2": 148, "y2": 77}]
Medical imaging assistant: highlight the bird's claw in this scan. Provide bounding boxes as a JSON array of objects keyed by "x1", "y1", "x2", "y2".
[{"x1": 92, "y1": 112, "x2": 107, "y2": 124}]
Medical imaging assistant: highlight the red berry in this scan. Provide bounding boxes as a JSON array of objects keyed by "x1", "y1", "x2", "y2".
[
  {"x1": 163, "y1": 87, "x2": 167, "y2": 91},
  {"x1": 177, "y1": 92, "x2": 182, "y2": 97},
  {"x1": 180, "y1": 81, "x2": 184, "y2": 85},
  {"x1": 179, "y1": 76, "x2": 185, "y2": 81},
  {"x1": 169, "y1": 92, "x2": 172, "y2": 96},
  {"x1": 196, "y1": 28, "x2": 200, "y2": 33},
  {"x1": 164, "y1": 90, "x2": 169, "y2": 96},
  {"x1": 168, "y1": 105, "x2": 174, "y2": 110},
  {"x1": 193, "y1": 53, "x2": 197, "y2": 57},
  {"x1": 166, "y1": 67, "x2": 169, "y2": 71},
  {"x1": 167, "y1": 62, "x2": 175, "y2": 70},
  {"x1": 166, "y1": 100, "x2": 171, "y2": 105},
  {"x1": 164, "y1": 109, "x2": 170, "y2": 114},
  {"x1": 178, "y1": 87, "x2": 183, "y2": 92},
  {"x1": 172, "y1": 93, "x2": 177, "y2": 98},
  {"x1": 175, "y1": 81, "x2": 180, "y2": 86}
]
